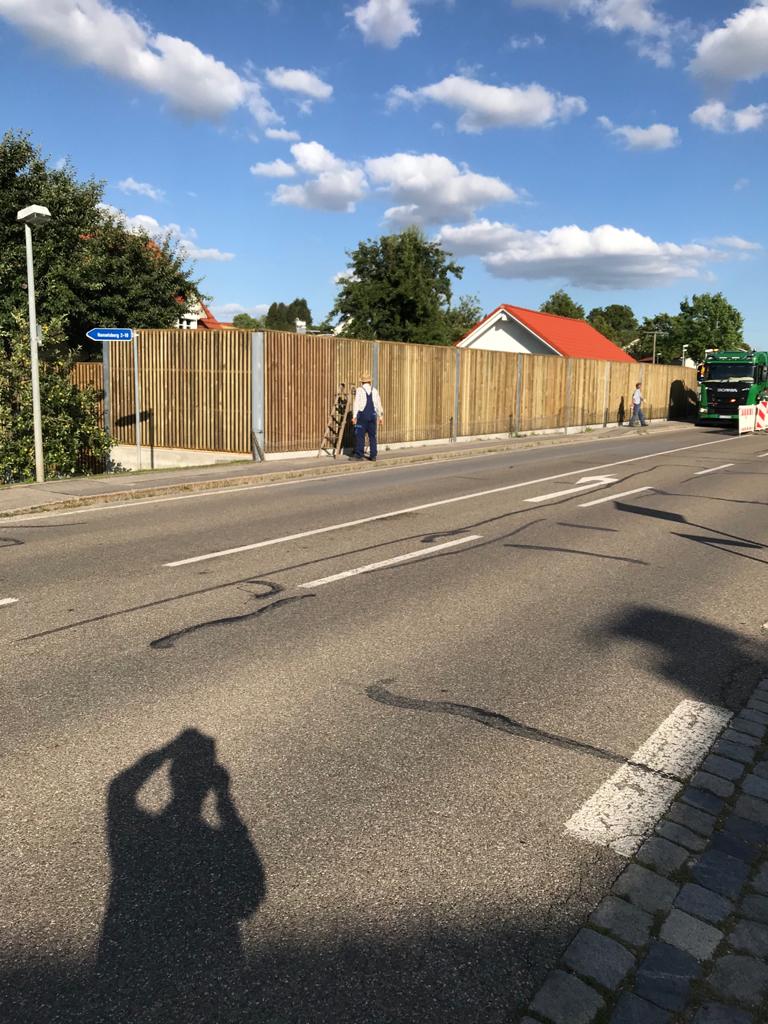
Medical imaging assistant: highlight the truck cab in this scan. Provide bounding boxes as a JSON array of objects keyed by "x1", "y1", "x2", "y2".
[{"x1": 697, "y1": 350, "x2": 768, "y2": 425}]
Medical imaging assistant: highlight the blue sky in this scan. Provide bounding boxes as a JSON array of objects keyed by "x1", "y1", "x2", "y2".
[{"x1": 1, "y1": 0, "x2": 766, "y2": 342}]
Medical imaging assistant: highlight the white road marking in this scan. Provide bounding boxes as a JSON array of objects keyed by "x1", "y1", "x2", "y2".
[
  {"x1": 165, "y1": 436, "x2": 736, "y2": 567},
  {"x1": 525, "y1": 475, "x2": 618, "y2": 504},
  {"x1": 565, "y1": 699, "x2": 731, "y2": 857},
  {"x1": 756, "y1": 452, "x2": 768, "y2": 459},
  {"x1": 694, "y1": 463, "x2": 734, "y2": 476},
  {"x1": 299, "y1": 535, "x2": 481, "y2": 589},
  {"x1": 0, "y1": 598, "x2": 19, "y2": 607},
  {"x1": 578, "y1": 486, "x2": 654, "y2": 508}
]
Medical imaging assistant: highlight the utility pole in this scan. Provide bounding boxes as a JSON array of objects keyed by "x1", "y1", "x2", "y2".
[{"x1": 642, "y1": 328, "x2": 668, "y2": 365}]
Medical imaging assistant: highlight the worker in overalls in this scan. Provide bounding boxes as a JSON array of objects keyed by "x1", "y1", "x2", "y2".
[{"x1": 351, "y1": 373, "x2": 383, "y2": 461}]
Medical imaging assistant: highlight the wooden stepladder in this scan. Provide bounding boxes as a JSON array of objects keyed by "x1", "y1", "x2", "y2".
[{"x1": 318, "y1": 383, "x2": 353, "y2": 457}]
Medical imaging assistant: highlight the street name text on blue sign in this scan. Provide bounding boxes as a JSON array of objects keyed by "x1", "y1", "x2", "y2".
[{"x1": 86, "y1": 328, "x2": 134, "y2": 342}]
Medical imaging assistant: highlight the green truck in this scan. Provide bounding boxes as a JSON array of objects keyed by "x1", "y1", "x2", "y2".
[{"x1": 697, "y1": 350, "x2": 768, "y2": 425}]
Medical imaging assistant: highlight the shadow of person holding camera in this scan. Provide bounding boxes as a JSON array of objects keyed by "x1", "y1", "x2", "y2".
[{"x1": 95, "y1": 729, "x2": 265, "y2": 1021}]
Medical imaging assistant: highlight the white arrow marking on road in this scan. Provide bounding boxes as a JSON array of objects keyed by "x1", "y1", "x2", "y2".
[
  {"x1": 0, "y1": 598, "x2": 19, "y2": 607},
  {"x1": 565, "y1": 699, "x2": 731, "y2": 857},
  {"x1": 524, "y1": 476, "x2": 618, "y2": 504}
]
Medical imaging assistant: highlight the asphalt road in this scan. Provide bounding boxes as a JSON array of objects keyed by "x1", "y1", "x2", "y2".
[{"x1": 1, "y1": 424, "x2": 767, "y2": 1023}]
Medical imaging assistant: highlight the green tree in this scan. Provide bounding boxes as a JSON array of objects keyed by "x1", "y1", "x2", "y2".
[
  {"x1": 330, "y1": 227, "x2": 464, "y2": 344},
  {"x1": 443, "y1": 294, "x2": 483, "y2": 344},
  {"x1": 631, "y1": 313, "x2": 680, "y2": 363},
  {"x1": 539, "y1": 290, "x2": 585, "y2": 320},
  {"x1": 676, "y1": 292, "x2": 745, "y2": 362},
  {"x1": 587, "y1": 304, "x2": 638, "y2": 347},
  {"x1": 1, "y1": 131, "x2": 199, "y2": 356},
  {"x1": 232, "y1": 312, "x2": 264, "y2": 329},
  {"x1": 0, "y1": 314, "x2": 111, "y2": 483}
]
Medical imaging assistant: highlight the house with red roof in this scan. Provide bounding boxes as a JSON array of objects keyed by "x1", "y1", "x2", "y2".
[
  {"x1": 456, "y1": 304, "x2": 636, "y2": 363},
  {"x1": 175, "y1": 295, "x2": 234, "y2": 330}
]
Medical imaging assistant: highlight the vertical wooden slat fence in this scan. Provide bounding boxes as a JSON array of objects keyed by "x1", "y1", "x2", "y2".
[
  {"x1": 70, "y1": 361, "x2": 104, "y2": 426},
  {"x1": 71, "y1": 329, "x2": 698, "y2": 458}
]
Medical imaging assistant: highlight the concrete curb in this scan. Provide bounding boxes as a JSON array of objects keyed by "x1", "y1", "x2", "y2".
[{"x1": 0, "y1": 422, "x2": 692, "y2": 520}]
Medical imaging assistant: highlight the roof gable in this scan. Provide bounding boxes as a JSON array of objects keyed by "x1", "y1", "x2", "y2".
[{"x1": 459, "y1": 304, "x2": 636, "y2": 363}]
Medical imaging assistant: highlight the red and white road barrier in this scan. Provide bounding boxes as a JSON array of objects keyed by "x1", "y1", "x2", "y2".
[{"x1": 756, "y1": 400, "x2": 768, "y2": 431}]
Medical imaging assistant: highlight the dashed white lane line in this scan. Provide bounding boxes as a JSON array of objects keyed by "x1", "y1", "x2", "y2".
[
  {"x1": 565, "y1": 699, "x2": 731, "y2": 857},
  {"x1": 165, "y1": 436, "x2": 736, "y2": 567},
  {"x1": 757, "y1": 452, "x2": 768, "y2": 459},
  {"x1": 299, "y1": 535, "x2": 481, "y2": 589},
  {"x1": 694, "y1": 463, "x2": 734, "y2": 476},
  {"x1": 578, "y1": 486, "x2": 654, "y2": 508},
  {"x1": 0, "y1": 598, "x2": 19, "y2": 607}
]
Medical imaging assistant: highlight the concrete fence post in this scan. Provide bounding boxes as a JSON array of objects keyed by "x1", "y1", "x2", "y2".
[
  {"x1": 251, "y1": 331, "x2": 265, "y2": 461},
  {"x1": 101, "y1": 338, "x2": 111, "y2": 436}
]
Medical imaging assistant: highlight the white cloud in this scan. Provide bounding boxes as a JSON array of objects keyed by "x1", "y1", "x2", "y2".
[
  {"x1": 389, "y1": 75, "x2": 587, "y2": 132},
  {"x1": 273, "y1": 142, "x2": 367, "y2": 212},
  {"x1": 365, "y1": 152, "x2": 518, "y2": 224},
  {"x1": 118, "y1": 176, "x2": 165, "y2": 201},
  {"x1": 691, "y1": 99, "x2": 768, "y2": 133},
  {"x1": 265, "y1": 127, "x2": 301, "y2": 142},
  {"x1": 348, "y1": 0, "x2": 420, "y2": 48},
  {"x1": 213, "y1": 302, "x2": 270, "y2": 318},
  {"x1": 0, "y1": 0, "x2": 281, "y2": 125},
  {"x1": 265, "y1": 67, "x2": 333, "y2": 100},
  {"x1": 250, "y1": 158, "x2": 296, "y2": 177},
  {"x1": 437, "y1": 218, "x2": 725, "y2": 288},
  {"x1": 99, "y1": 203, "x2": 235, "y2": 261},
  {"x1": 690, "y1": 2, "x2": 768, "y2": 82},
  {"x1": 510, "y1": 0, "x2": 678, "y2": 67},
  {"x1": 509, "y1": 33, "x2": 545, "y2": 49},
  {"x1": 598, "y1": 115, "x2": 679, "y2": 149},
  {"x1": 734, "y1": 177, "x2": 750, "y2": 191},
  {"x1": 710, "y1": 235, "x2": 762, "y2": 251}
]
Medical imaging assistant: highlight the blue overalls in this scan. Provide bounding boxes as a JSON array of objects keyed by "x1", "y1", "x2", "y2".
[{"x1": 354, "y1": 387, "x2": 378, "y2": 460}]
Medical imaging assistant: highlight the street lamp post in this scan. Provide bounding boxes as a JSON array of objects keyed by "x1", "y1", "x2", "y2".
[{"x1": 17, "y1": 205, "x2": 51, "y2": 484}]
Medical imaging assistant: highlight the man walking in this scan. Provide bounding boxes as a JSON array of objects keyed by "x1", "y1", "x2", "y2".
[
  {"x1": 352, "y1": 373, "x2": 383, "y2": 461},
  {"x1": 630, "y1": 381, "x2": 647, "y2": 428}
]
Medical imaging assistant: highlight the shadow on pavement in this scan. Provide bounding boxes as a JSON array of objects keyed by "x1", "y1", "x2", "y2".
[{"x1": 597, "y1": 605, "x2": 764, "y2": 711}]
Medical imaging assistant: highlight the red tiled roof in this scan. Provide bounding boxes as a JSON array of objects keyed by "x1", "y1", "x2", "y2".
[{"x1": 460, "y1": 304, "x2": 636, "y2": 363}]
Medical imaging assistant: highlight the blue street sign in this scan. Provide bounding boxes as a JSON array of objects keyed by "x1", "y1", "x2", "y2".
[{"x1": 86, "y1": 328, "x2": 133, "y2": 342}]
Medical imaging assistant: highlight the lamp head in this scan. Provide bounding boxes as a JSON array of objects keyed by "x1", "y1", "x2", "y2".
[{"x1": 17, "y1": 205, "x2": 52, "y2": 227}]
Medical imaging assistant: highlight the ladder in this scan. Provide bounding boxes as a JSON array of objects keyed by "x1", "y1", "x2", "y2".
[{"x1": 318, "y1": 383, "x2": 353, "y2": 457}]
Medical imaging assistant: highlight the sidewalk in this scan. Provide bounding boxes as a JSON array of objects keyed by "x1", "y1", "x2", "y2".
[
  {"x1": 521, "y1": 677, "x2": 768, "y2": 1024},
  {"x1": 0, "y1": 421, "x2": 690, "y2": 519}
]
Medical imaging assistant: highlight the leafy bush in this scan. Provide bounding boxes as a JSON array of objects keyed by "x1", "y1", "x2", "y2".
[{"x1": 0, "y1": 315, "x2": 112, "y2": 483}]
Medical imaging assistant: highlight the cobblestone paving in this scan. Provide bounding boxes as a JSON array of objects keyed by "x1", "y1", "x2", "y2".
[{"x1": 520, "y1": 678, "x2": 768, "y2": 1024}]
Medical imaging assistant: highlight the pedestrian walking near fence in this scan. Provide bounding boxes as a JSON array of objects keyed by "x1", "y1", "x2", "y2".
[
  {"x1": 352, "y1": 373, "x2": 383, "y2": 461},
  {"x1": 629, "y1": 381, "x2": 647, "y2": 427}
]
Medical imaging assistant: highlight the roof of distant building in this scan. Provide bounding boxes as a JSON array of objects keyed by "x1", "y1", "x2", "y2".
[{"x1": 459, "y1": 304, "x2": 636, "y2": 363}]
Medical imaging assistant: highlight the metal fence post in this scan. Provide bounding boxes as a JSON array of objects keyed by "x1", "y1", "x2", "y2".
[
  {"x1": 132, "y1": 329, "x2": 142, "y2": 470},
  {"x1": 452, "y1": 348, "x2": 460, "y2": 441},
  {"x1": 101, "y1": 338, "x2": 111, "y2": 436},
  {"x1": 515, "y1": 356, "x2": 523, "y2": 434},
  {"x1": 251, "y1": 331, "x2": 265, "y2": 461},
  {"x1": 564, "y1": 359, "x2": 574, "y2": 434},
  {"x1": 373, "y1": 342, "x2": 380, "y2": 390}
]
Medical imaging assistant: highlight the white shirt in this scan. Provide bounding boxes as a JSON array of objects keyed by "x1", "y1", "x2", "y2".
[
  {"x1": 352, "y1": 384, "x2": 383, "y2": 417},
  {"x1": 632, "y1": 388, "x2": 643, "y2": 406}
]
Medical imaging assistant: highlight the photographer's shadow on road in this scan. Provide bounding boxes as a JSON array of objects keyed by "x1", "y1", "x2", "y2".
[{"x1": 95, "y1": 729, "x2": 265, "y2": 1020}]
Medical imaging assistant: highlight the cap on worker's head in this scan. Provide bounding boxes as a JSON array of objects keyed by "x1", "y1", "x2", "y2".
[{"x1": 361, "y1": 373, "x2": 372, "y2": 383}]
